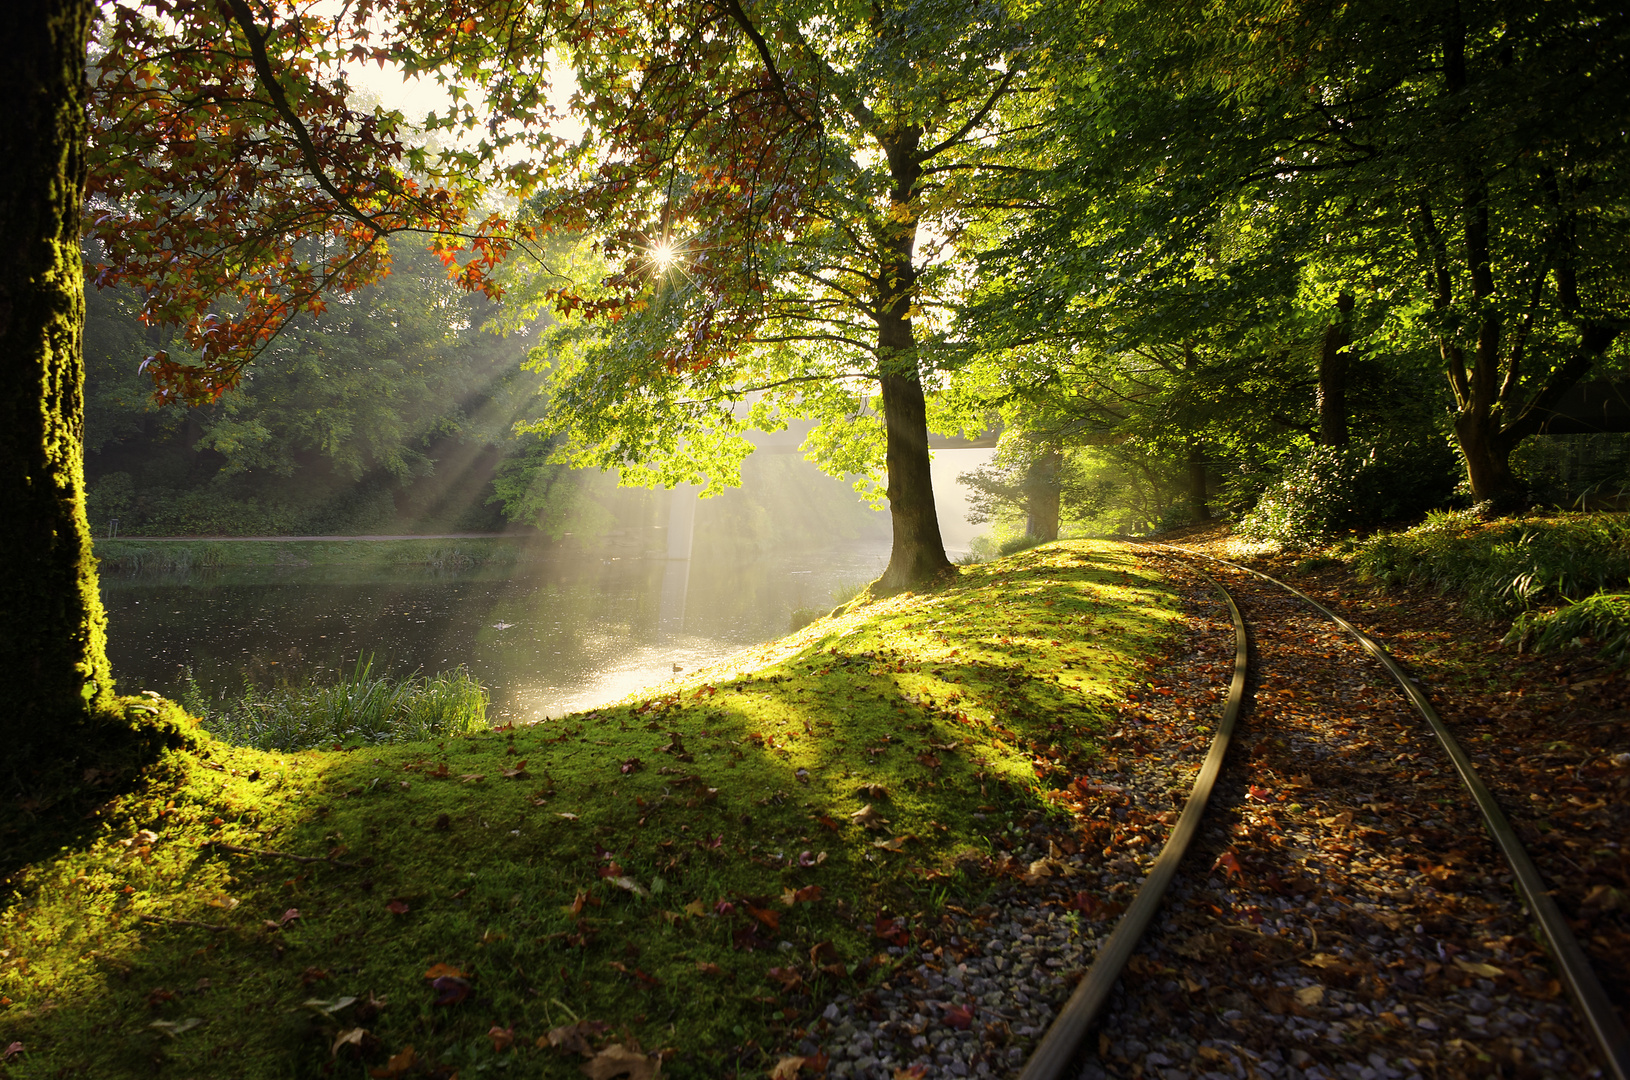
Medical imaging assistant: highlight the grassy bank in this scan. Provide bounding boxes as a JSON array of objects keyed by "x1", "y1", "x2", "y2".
[
  {"x1": 95, "y1": 537, "x2": 529, "y2": 575},
  {"x1": 0, "y1": 541, "x2": 1181, "y2": 1079}
]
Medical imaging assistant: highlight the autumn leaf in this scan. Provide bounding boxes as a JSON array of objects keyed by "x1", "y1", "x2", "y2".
[
  {"x1": 206, "y1": 892, "x2": 239, "y2": 910},
  {"x1": 873, "y1": 836, "x2": 909, "y2": 852},
  {"x1": 850, "y1": 804, "x2": 889, "y2": 831},
  {"x1": 781, "y1": 885, "x2": 823, "y2": 906},
  {"x1": 1211, "y1": 850, "x2": 1243, "y2": 878},
  {"x1": 543, "y1": 1020, "x2": 608, "y2": 1057},
  {"x1": 619, "y1": 757, "x2": 644, "y2": 774},
  {"x1": 370, "y1": 1045, "x2": 418, "y2": 1078},
  {"x1": 943, "y1": 1004, "x2": 975, "y2": 1030},
  {"x1": 916, "y1": 753, "x2": 941, "y2": 769},
  {"x1": 1453, "y1": 957, "x2": 1503, "y2": 978},
  {"x1": 558, "y1": 812, "x2": 580, "y2": 821},
  {"x1": 745, "y1": 903, "x2": 781, "y2": 931},
  {"x1": 894, "y1": 1065, "x2": 928, "y2": 1079},
  {"x1": 488, "y1": 1025, "x2": 515, "y2": 1052},
  {"x1": 502, "y1": 760, "x2": 530, "y2": 780},
  {"x1": 1294, "y1": 985, "x2": 1325, "y2": 1006},
  {"x1": 857, "y1": 784, "x2": 890, "y2": 799},
  {"x1": 1246, "y1": 785, "x2": 1274, "y2": 802},
  {"x1": 331, "y1": 1027, "x2": 370, "y2": 1057},
  {"x1": 423, "y1": 963, "x2": 469, "y2": 980},
  {"x1": 695, "y1": 961, "x2": 725, "y2": 976},
  {"x1": 771, "y1": 1056, "x2": 804, "y2": 1080},
  {"x1": 386, "y1": 899, "x2": 409, "y2": 915},
  {"x1": 581, "y1": 1043, "x2": 660, "y2": 1080},
  {"x1": 816, "y1": 815, "x2": 840, "y2": 832},
  {"x1": 928, "y1": 742, "x2": 960, "y2": 752},
  {"x1": 606, "y1": 876, "x2": 649, "y2": 897},
  {"x1": 683, "y1": 899, "x2": 707, "y2": 918},
  {"x1": 459, "y1": 773, "x2": 486, "y2": 783}
]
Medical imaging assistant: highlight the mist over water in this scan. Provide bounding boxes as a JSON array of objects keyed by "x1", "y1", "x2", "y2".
[
  {"x1": 101, "y1": 544, "x2": 888, "y2": 721},
  {"x1": 99, "y1": 447, "x2": 993, "y2": 720}
]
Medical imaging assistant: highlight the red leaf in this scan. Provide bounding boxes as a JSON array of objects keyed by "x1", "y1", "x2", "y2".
[
  {"x1": 386, "y1": 899, "x2": 410, "y2": 915},
  {"x1": 943, "y1": 1004, "x2": 975, "y2": 1030}
]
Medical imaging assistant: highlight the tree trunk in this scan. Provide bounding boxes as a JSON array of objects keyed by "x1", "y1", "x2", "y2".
[
  {"x1": 1317, "y1": 294, "x2": 1354, "y2": 447},
  {"x1": 1025, "y1": 446, "x2": 1061, "y2": 541},
  {"x1": 1185, "y1": 439, "x2": 1210, "y2": 521},
  {"x1": 0, "y1": 0, "x2": 130, "y2": 788},
  {"x1": 873, "y1": 128, "x2": 951, "y2": 593}
]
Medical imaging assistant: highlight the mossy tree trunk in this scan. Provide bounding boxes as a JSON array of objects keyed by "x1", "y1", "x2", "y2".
[{"x1": 0, "y1": 0, "x2": 127, "y2": 788}]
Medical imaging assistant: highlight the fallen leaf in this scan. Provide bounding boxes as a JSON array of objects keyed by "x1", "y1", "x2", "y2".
[
  {"x1": 581, "y1": 1042, "x2": 660, "y2": 1080},
  {"x1": 857, "y1": 784, "x2": 890, "y2": 799},
  {"x1": 873, "y1": 836, "x2": 909, "y2": 852},
  {"x1": 148, "y1": 1017, "x2": 204, "y2": 1038},
  {"x1": 502, "y1": 761, "x2": 530, "y2": 780},
  {"x1": 816, "y1": 815, "x2": 840, "y2": 832},
  {"x1": 850, "y1": 804, "x2": 889, "y2": 830},
  {"x1": 1295, "y1": 985, "x2": 1325, "y2": 1006},
  {"x1": 544, "y1": 1020, "x2": 608, "y2": 1057},
  {"x1": 331, "y1": 1027, "x2": 369, "y2": 1056},
  {"x1": 683, "y1": 899, "x2": 706, "y2": 917},
  {"x1": 370, "y1": 1045, "x2": 417, "y2": 1078},
  {"x1": 2, "y1": 1043, "x2": 22, "y2": 1062},
  {"x1": 1453, "y1": 957, "x2": 1503, "y2": 978},
  {"x1": 745, "y1": 903, "x2": 781, "y2": 931},
  {"x1": 1246, "y1": 785, "x2": 1274, "y2": 802},
  {"x1": 771, "y1": 1057, "x2": 804, "y2": 1080},
  {"x1": 916, "y1": 754, "x2": 941, "y2": 769},
  {"x1": 488, "y1": 1025, "x2": 515, "y2": 1052},
  {"x1": 206, "y1": 892, "x2": 239, "y2": 910},
  {"x1": 607, "y1": 876, "x2": 649, "y2": 897},
  {"x1": 386, "y1": 899, "x2": 409, "y2": 915},
  {"x1": 558, "y1": 812, "x2": 580, "y2": 820},
  {"x1": 423, "y1": 963, "x2": 469, "y2": 980},
  {"x1": 431, "y1": 976, "x2": 472, "y2": 1006},
  {"x1": 304, "y1": 995, "x2": 357, "y2": 1015},
  {"x1": 695, "y1": 961, "x2": 725, "y2": 976},
  {"x1": 893, "y1": 1066, "x2": 928, "y2": 1080},
  {"x1": 279, "y1": 907, "x2": 301, "y2": 926},
  {"x1": 459, "y1": 773, "x2": 486, "y2": 783},
  {"x1": 944, "y1": 1004, "x2": 975, "y2": 1030}
]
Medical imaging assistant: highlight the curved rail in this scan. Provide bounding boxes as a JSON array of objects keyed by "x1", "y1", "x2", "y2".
[
  {"x1": 1018, "y1": 571, "x2": 1250, "y2": 1080},
  {"x1": 1158, "y1": 546, "x2": 1630, "y2": 1080}
]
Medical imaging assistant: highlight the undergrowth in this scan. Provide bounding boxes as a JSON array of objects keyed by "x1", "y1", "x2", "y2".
[
  {"x1": 1354, "y1": 510, "x2": 1630, "y2": 620},
  {"x1": 1505, "y1": 592, "x2": 1630, "y2": 667},
  {"x1": 0, "y1": 540, "x2": 1181, "y2": 1079},
  {"x1": 186, "y1": 659, "x2": 491, "y2": 752}
]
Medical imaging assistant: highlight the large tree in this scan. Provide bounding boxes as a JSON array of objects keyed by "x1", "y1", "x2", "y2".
[
  {"x1": 448, "y1": 0, "x2": 1037, "y2": 590},
  {"x1": 971, "y1": 0, "x2": 1630, "y2": 506},
  {"x1": 2, "y1": 0, "x2": 518, "y2": 785}
]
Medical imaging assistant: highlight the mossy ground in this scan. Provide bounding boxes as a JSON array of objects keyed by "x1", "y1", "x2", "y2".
[{"x1": 1, "y1": 541, "x2": 1180, "y2": 1079}]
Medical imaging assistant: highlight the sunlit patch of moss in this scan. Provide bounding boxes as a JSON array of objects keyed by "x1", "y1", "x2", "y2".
[{"x1": 1, "y1": 539, "x2": 1178, "y2": 1078}]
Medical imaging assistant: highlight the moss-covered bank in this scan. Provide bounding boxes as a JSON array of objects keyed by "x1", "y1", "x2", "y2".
[{"x1": 1, "y1": 540, "x2": 1181, "y2": 1079}]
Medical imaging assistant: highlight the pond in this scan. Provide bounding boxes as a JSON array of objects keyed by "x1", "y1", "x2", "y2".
[{"x1": 100, "y1": 542, "x2": 890, "y2": 721}]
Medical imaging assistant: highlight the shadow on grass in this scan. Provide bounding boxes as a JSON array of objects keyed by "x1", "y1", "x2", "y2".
[{"x1": 0, "y1": 541, "x2": 1179, "y2": 1079}]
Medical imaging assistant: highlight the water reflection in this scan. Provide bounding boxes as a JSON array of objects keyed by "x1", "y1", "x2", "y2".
[{"x1": 100, "y1": 543, "x2": 887, "y2": 721}]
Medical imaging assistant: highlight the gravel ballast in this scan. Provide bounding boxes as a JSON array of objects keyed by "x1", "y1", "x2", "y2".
[{"x1": 798, "y1": 550, "x2": 1608, "y2": 1079}]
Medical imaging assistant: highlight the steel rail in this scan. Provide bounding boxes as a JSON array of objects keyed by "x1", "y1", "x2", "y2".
[
  {"x1": 1161, "y1": 545, "x2": 1630, "y2": 1080},
  {"x1": 1018, "y1": 567, "x2": 1250, "y2": 1080}
]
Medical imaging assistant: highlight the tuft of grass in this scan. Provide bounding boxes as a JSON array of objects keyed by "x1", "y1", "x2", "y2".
[
  {"x1": 1, "y1": 540, "x2": 1180, "y2": 1079},
  {"x1": 1354, "y1": 510, "x2": 1630, "y2": 620},
  {"x1": 190, "y1": 659, "x2": 491, "y2": 751},
  {"x1": 1505, "y1": 591, "x2": 1630, "y2": 666}
]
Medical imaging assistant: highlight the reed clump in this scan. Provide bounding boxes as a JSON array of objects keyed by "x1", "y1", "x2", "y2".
[{"x1": 186, "y1": 658, "x2": 489, "y2": 751}]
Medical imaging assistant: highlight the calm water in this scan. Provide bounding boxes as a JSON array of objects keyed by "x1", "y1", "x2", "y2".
[{"x1": 100, "y1": 544, "x2": 889, "y2": 720}]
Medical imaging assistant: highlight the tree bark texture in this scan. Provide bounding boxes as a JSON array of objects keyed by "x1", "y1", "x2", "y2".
[
  {"x1": 1025, "y1": 446, "x2": 1061, "y2": 541},
  {"x1": 0, "y1": 0, "x2": 123, "y2": 782},
  {"x1": 1317, "y1": 294, "x2": 1353, "y2": 447},
  {"x1": 1185, "y1": 439, "x2": 1211, "y2": 521},
  {"x1": 873, "y1": 128, "x2": 951, "y2": 593}
]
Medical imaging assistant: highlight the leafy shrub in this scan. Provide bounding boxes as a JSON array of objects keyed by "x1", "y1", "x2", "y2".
[
  {"x1": 1236, "y1": 440, "x2": 1457, "y2": 548},
  {"x1": 190, "y1": 659, "x2": 490, "y2": 751},
  {"x1": 1355, "y1": 511, "x2": 1630, "y2": 620},
  {"x1": 1505, "y1": 592, "x2": 1630, "y2": 666}
]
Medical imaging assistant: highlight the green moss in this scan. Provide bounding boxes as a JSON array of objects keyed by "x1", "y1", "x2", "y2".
[{"x1": 0, "y1": 540, "x2": 1179, "y2": 1078}]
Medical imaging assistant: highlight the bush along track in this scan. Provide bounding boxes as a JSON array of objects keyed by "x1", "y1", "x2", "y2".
[
  {"x1": 1069, "y1": 544, "x2": 1613, "y2": 1080},
  {"x1": 0, "y1": 541, "x2": 1183, "y2": 1080}
]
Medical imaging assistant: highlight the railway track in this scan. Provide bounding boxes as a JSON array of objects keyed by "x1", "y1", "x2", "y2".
[{"x1": 1021, "y1": 546, "x2": 1630, "y2": 1080}]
